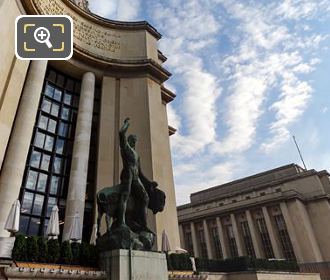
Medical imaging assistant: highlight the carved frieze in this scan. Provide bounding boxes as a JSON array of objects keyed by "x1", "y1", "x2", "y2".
[{"x1": 33, "y1": 0, "x2": 121, "y2": 58}]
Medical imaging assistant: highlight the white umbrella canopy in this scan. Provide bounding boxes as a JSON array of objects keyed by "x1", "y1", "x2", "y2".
[
  {"x1": 161, "y1": 229, "x2": 171, "y2": 252},
  {"x1": 90, "y1": 224, "x2": 98, "y2": 245},
  {"x1": 46, "y1": 206, "x2": 60, "y2": 239},
  {"x1": 174, "y1": 247, "x2": 189, "y2": 254},
  {"x1": 4, "y1": 200, "x2": 20, "y2": 234},
  {"x1": 69, "y1": 212, "x2": 82, "y2": 242}
]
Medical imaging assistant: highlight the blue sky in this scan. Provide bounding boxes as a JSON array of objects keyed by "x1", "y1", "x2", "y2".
[{"x1": 88, "y1": 0, "x2": 330, "y2": 205}]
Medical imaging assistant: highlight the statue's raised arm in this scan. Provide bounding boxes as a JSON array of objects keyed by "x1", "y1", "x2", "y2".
[{"x1": 119, "y1": 117, "x2": 130, "y2": 149}]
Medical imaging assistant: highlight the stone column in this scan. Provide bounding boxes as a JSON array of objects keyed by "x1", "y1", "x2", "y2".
[
  {"x1": 246, "y1": 210, "x2": 264, "y2": 258},
  {"x1": 216, "y1": 217, "x2": 229, "y2": 259},
  {"x1": 179, "y1": 224, "x2": 186, "y2": 249},
  {"x1": 280, "y1": 202, "x2": 304, "y2": 262},
  {"x1": 63, "y1": 72, "x2": 95, "y2": 241},
  {"x1": 262, "y1": 206, "x2": 283, "y2": 259},
  {"x1": 0, "y1": 59, "x2": 30, "y2": 170},
  {"x1": 190, "y1": 222, "x2": 199, "y2": 257},
  {"x1": 0, "y1": 60, "x2": 48, "y2": 237},
  {"x1": 285, "y1": 200, "x2": 323, "y2": 262},
  {"x1": 230, "y1": 214, "x2": 244, "y2": 256},
  {"x1": 95, "y1": 76, "x2": 117, "y2": 235},
  {"x1": 203, "y1": 220, "x2": 214, "y2": 259}
]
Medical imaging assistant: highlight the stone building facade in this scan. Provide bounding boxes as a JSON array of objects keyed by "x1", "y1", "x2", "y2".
[
  {"x1": 177, "y1": 164, "x2": 330, "y2": 265},
  {"x1": 0, "y1": 0, "x2": 180, "y2": 249}
]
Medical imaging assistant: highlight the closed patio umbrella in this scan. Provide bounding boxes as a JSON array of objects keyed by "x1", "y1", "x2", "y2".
[
  {"x1": 161, "y1": 229, "x2": 171, "y2": 252},
  {"x1": 4, "y1": 200, "x2": 20, "y2": 234},
  {"x1": 46, "y1": 206, "x2": 60, "y2": 239},
  {"x1": 90, "y1": 224, "x2": 98, "y2": 245},
  {"x1": 69, "y1": 212, "x2": 82, "y2": 242}
]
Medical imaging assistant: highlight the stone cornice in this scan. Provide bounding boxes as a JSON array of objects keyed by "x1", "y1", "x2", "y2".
[
  {"x1": 158, "y1": 51, "x2": 167, "y2": 62},
  {"x1": 73, "y1": 48, "x2": 171, "y2": 82},
  {"x1": 168, "y1": 125, "x2": 177, "y2": 136},
  {"x1": 186, "y1": 168, "x2": 321, "y2": 206},
  {"x1": 178, "y1": 190, "x2": 330, "y2": 224},
  {"x1": 191, "y1": 164, "x2": 305, "y2": 198},
  {"x1": 177, "y1": 190, "x2": 313, "y2": 223},
  {"x1": 161, "y1": 86, "x2": 176, "y2": 103}
]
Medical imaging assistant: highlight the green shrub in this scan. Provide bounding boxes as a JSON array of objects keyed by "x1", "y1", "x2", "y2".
[
  {"x1": 166, "y1": 253, "x2": 173, "y2": 271},
  {"x1": 60, "y1": 241, "x2": 72, "y2": 265},
  {"x1": 89, "y1": 244, "x2": 98, "y2": 267},
  {"x1": 71, "y1": 242, "x2": 80, "y2": 265},
  {"x1": 79, "y1": 242, "x2": 90, "y2": 266},
  {"x1": 37, "y1": 237, "x2": 48, "y2": 263},
  {"x1": 47, "y1": 239, "x2": 60, "y2": 263},
  {"x1": 167, "y1": 253, "x2": 192, "y2": 271},
  {"x1": 12, "y1": 234, "x2": 27, "y2": 261},
  {"x1": 195, "y1": 256, "x2": 299, "y2": 273},
  {"x1": 12, "y1": 236, "x2": 99, "y2": 267},
  {"x1": 26, "y1": 236, "x2": 39, "y2": 262},
  {"x1": 76, "y1": 243, "x2": 98, "y2": 267}
]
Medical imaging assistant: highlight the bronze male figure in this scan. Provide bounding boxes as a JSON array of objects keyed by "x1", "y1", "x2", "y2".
[{"x1": 117, "y1": 118, "x2": 157, "y2": 230}]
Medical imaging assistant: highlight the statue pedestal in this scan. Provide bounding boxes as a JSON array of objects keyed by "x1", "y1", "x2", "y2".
[{"x1": 99, "y1": 250, "x2": 168, "y2": 280}]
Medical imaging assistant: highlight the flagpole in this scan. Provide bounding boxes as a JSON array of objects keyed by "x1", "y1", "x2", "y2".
[{"x1": 292, "y1": 135, "x2": 307, "y2": 170}]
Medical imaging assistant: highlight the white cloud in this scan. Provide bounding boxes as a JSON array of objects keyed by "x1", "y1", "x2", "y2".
[
  {"x1": 275, "y1": 0, "x2": 318, "y2": 20},
  {"x1": 212, "y1": 77, "x2": 267, "y2": 155},
  {"x1": 262, "y1": 74, "x2": 312, "y2": 152},
  {"x1": 187, "y1": 39, "x2": 217, "y2": 52},
  {"x1": 89, "y1": 0, "x2": 141, "y2": 20},
  {"x1": 211, "y1": 0, "x2": 323, "y2": 154},
  {"x1": 116, "y1": 0, "x2": 141, "y2": 21},
  {"x1": 167, "y1": 104, "x2": 181, "y2": 130},
  {"x1": 173, "y1": 163, "x2": 197, "y2": 178},
  {"x1": 152, "y1": 0, "x2": 220, "y2": 40},
  {"x1": 275, "y1": 0, "x2": 330, "y2": 20},
  {"x1": 88, "y1": 0, "x2": 116, "y2": 18},
  {"x1": 174, "y1": 159, "x2": 241, "y2": 205},
  {"x1": 149, "y1": 1, "x2": 222, "y2": 157}
]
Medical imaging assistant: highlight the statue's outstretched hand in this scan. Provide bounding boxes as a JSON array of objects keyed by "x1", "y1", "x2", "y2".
[{"x1": 120, "y1": 117, "x2": 130, "y2": 132}]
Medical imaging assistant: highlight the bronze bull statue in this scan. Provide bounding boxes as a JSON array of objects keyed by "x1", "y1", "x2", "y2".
[{"x1": 96, "y1": 182, "x2": 166, "y2": 237}]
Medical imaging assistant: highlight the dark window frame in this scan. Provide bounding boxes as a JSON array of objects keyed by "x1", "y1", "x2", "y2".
[
  {"x1": 19, "y1": 69, "x2": 81, "y2": 237},
  {"x1": 241, "y1": 220, "x2": 256, "y2": 258},
  {"x1": 256, "y1": 217, "x2": 275, "y2": 259},
  {"x1": 274, "y1": 214, "x2": 296, "y2": 261}
]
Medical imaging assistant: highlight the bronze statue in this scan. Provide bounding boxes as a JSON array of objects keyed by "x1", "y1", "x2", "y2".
[{"x1": 96, "y1": 118, "x2": 166, "y2": 251}]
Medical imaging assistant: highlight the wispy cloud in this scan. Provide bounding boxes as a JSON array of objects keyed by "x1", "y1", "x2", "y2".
[
  {"x1": 211, "y1": 0, "x2": 326, "y2": 154},
  {"x1": 321, "y1": 107, "x2": 328, "y2": 114},
  {"x1": 174, "y1": 159, "x2": 243, "y2": 205},
  {"x1": 89, "y1": 0, "x2": 141, "y2": 20},
  {"x1": 149, "y1": 0, "x2": 222, "y2": 157}
]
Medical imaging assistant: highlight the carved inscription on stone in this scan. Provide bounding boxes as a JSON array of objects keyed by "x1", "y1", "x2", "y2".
[{"x1": 33, "y1": 0, "x2": 121, "y2": 57}]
